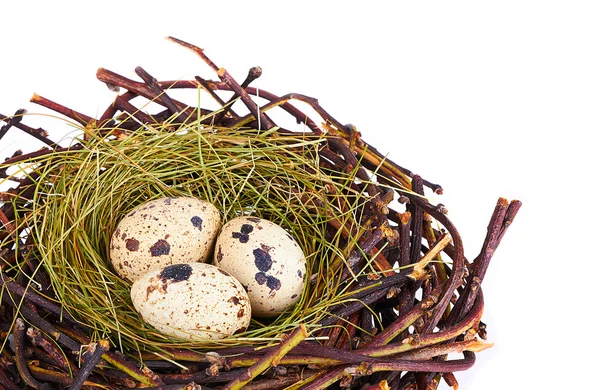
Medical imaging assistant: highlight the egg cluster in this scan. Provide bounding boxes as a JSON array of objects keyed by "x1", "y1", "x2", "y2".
[{"x1": 109, "y1": 196, "x2": 306, "y2": 341}]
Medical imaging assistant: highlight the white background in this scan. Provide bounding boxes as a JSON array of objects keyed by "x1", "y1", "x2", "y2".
[{"x1": 1, "y1": 1, "x2": 598, "y2": 389}]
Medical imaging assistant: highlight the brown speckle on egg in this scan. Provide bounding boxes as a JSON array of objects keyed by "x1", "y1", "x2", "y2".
[
  {"x1": 159, "y1": 263, "x2": 193, "y2": 283},
  {"x1": 216, "y1": 246, "x2": 223, "y2": 263},
  {"x1": 110, "y1": 197, "x2": 222, "y2": 283},
  {"x1": 253, "y1": 248, "x2": 272, "y2": 272},
  {"x1": 266, "y1": 276, "x2": 281, "y2": 291},
  {"x1": 131, "y1": 262, "x2": 251, "y2": 341},
  {"x1": 191, "y1": 216, "x2": 203, "y2": 230},
  {"x1": 255, "y1": 272, "x2": 267, "y2": 285},
  {"x1": 150, "y1": 239, "x2": 170, "y2": 256},
  {"x1": 125, "y1": 238, "x2": 139, "y2": 251},
  {"x1": 232, "y1": 231, "x2": 249, "y2": 243},
  {"x1": 214, "y1": 217, "x2": 305, "y2": 317},
  {"x1": 145, "y1": 284, "x2": 158, "y2": 300}
]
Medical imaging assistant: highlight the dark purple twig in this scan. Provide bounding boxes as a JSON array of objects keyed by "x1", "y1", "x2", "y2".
[{"x1": 69, "y1": 340, "x2": 110, "y2": 390}]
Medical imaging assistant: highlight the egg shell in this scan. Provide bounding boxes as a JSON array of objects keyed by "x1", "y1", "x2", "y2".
[
  {"x1": 130, "y1": 262, "x2": 251, "y2": 340},
  {"x1": 110, "y1": 196, "x2": 221, "y2": 283},
  {"x1": 214, "y1": 217, "x2": 306, "y2": 317}
]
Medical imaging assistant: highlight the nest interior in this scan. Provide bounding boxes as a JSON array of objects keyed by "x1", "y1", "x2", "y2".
[{"x1": 0, "y1": 37, "x2": 521, "y2": 390}]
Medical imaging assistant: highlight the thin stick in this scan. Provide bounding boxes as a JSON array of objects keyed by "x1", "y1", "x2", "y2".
[
  {"x1": 298, "y1": 366, "x2": 348, "y2": 390},
  {"x1": 407, "y1": 233, "x2": 452, "y2": 281},
  {"x1": 214, "y1": 66, "x2": 262, "y2": 125},
  {"x1": 364, "y1": 284, "x2": 444, "y2": 348},
  {"x1": 30, "y1": 94, "x2": 95, "y2": 126},
  {"x1": 167, "y1": 36, "x2": 219, "y2": 72},
  {"x1": 447, "y1": 198, "x2": 521, "y2": 325},
  {"x1": 167, "y1": 36, "x2": 275, "y2": 129},
  {"x1": 27, "y1": 327, "x2": 73, "y2": 373},
  {"x1": 13, "y1": 318, "x2": 44, "y2": 390},
  {"x1": 69, "y1": 340, "x2": 110, "y2": 390},
  {"x1": 2, "y1": 294, "x2": 80, "y2": 351},
  {"x1": 217, "y1": 68, "x2": 275, "y2": 130},
  {"x1": 0, "y1": 365, "x2": 21, "y2": 390},
  {"x1": 0, "y1": 108, "x2": 26, "y2": 140},
  {"x1": 221, "y1": 324, "x2": 308, "y2": 390},
  {"x1": 135, "y1": 67, "x2": 193, "y2": 122},
  {"x1": 0, "y1": 110, "x2": 57, "y2": 147},
  {"x1": 0, "y1": 272, "x2": 77, "y2": 323},
  {"x1": 360, "y1": 351, "x2": 476, "y2": 374}
]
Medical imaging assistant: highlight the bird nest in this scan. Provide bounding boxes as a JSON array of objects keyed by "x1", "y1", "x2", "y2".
[{"x1": 0, "y1": 37, "x2": 521, "y2": 390}]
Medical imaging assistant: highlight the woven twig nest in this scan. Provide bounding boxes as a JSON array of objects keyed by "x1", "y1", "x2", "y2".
[{"x1": 0, "y1": 38, "x2": 521, "y2": 390}]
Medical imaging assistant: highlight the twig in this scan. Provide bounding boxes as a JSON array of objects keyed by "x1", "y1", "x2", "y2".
[
  {"x1": 0, "y1": 108, "x2": 26, "y2": 140},
  {"x1": 0, "y1": 110, "x2": 57, "y2": 147},
  {"x1": 0, "y1": 272, "x2": 77, "y2": 323},
  {"x1": 135, "y1": 67, "x2": 195, "y2": 123},
  {"x1": 69, "y1": 340, "x2": 110, "y2": 390},
  {"x1": 365, "y1": 285, "x2": 444, "y2": 348},
  {"x1": 167, "y1": 36, "x2": 275, "y2": 130},
  {"x1": 167, "y1": 37, "x2": 219, "y2": 72},
  {"x1": 214, "y1": 66, "x2": 262, "y2": 125},
  {"x1": 217, "y1": 68, "x2": 275, "y2": 130},
  {"x1": 446, "y1": 198, "x2": 521, "y2": 325},
  {"x1": 241, "y1": 369, "x2": 318, "y2": 390},
  {"x1": 13, "y1": 318, "x2": 44, "y2": 390},
  {"x1": 2, "y1": 293, "x2": 80, "y2": 351},
  {"x1": 27, "y1": 327, "x2": 73, "y2": 373},
  {"x1": 442, "y1": 372, "x2": 459, "y2": 390},
  {"x1": 58, "y1": 324, "x2": 164, "y2": 387},
  {"x1": 30, "y1": 94, "x2": 94, "y2": 126},
  {"x1": 298, "y1": 366, "x2": 348, "y2": 390},
  {"x1": 396, "y1": 339, "x2": 491, "y2": 361},
  {"x1": 355, "y1": 351, "x2": 476, "y2": 374},
  {"x1": 221, "y1": 324, "x2": 308, "y2": 390},
  {"x1": 319, "y1": 288, "x2": 389, "y2": 327},
  {"x1": 138, "y1": 384, "x2": 206, "y2": 390},
  {"x1": 0, "y1": 365, "x2": 21, "y2": 390}
]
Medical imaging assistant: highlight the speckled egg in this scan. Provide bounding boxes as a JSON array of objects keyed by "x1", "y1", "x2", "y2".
[
  {"x1": 214, "y1": 217, "x2": 306, "y2": 317},
  {"x1": 110, "y1": 196, "x2": 221, "y2": 283},
  {"x1": 130, "y1": 262, "x2": 251, "y2": 340}
]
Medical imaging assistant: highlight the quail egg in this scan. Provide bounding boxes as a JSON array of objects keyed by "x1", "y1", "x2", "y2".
[
  {"x1": 130, "y1": 262, "x2": 251, "y2": 340},
  {"x1": 110, "y1": 196, "x2": 221, "y2": 282},
  {"x1": 214, "y1": 217, "x2": 306, "y2": 317}
]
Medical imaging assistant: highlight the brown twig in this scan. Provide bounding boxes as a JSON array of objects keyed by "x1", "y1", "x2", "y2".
[
  {"x1": 13, "y1": 318, "x2": 44, "y2": 390},
  {"x1": 221, "y1": 324, "x2": 308, "y2": 390},
  {"x1": 214, "y1": 66, "x2": 262, "y2": 125},
  {"x1": 0, "y1": 110, "x2": 56, "y2": 147},
  {"x1": 30, "y1": 94, "x2": 94, "y2": 126},
  {"x1": 69, "y1": 340, "x2": 110, "y2": 390}
]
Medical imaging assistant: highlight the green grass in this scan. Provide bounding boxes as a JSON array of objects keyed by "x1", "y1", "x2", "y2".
[{"x1": 2, "y1": 117, "x2": 400, "y2": 354}]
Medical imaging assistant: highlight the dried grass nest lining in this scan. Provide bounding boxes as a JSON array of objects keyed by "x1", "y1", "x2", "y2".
[{"x1": 18, "y1": 124, "x2": 385, "y2": 350}]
